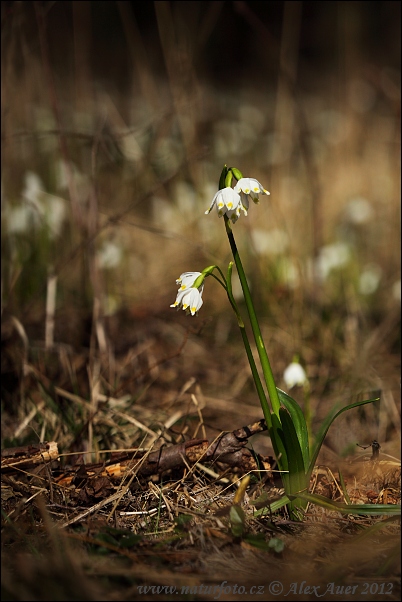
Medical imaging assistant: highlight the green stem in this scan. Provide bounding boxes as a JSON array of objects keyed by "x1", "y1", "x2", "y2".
[
  {"x1": 224, "y1": 216, "x2": 281, "y2": 418},
  {"x1": 225, "y1": 265, "x2": 272, "y2": 429}
]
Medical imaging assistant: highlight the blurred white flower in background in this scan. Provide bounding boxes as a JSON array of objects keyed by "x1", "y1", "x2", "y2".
[
  {"x1": 5, "y1": 171, "x2": 67, "y2": 239},
  {"x1": 22, "y1": 171, "x2": 43, "y2": 204},
  {"x1": 97, "y1": 240, "x2": 123, "y2": 269},
  {"x1": 283, "y1": 361, "x2": 308, "y2": 389},
  {"x1": 6, "y1": 205, "x2": 41, "y2": 234},
  {"x1": 251, "y1": 228, "x2": 288, "y2": 256},
  {"x1": 344, "y1": 196, "x2": 374, "y2": 225},
  {"x1": 359, "y1": 264, "x2": 382, "y2": 295},
  {"x1": 315, "y1": 241, "x2": 351, "y2": 282}
]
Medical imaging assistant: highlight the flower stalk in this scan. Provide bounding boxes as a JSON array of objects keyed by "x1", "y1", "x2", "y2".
[{"x1": 170, "y1": 164, "x2": 383, "y2": 521}]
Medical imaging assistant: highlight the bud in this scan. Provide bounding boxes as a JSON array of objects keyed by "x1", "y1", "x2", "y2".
[
  {"x1": 219, "y1": 165, "x2": 228, "y2": 190},
  {"x1": 224, "y1": 170, "x2": 233, "y2": 188},
  {"x1": 230, "y1": 167, "x2": 243, "y2": 181}
]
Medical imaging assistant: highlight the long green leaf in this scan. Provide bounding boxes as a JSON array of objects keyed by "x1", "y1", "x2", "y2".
[
  {"x1": 269, "y1": 413, "x2": 290, "y2": 492},
  {"x1": 308, "y1": 397, "x2": 379, "y2": 479},
  {"x1": 338, "y1": 466, "x2": 351, "y2": 504},
  {"x1": 279, "y1": 408, "x2": 309, "y2": 514},
  {"x1": 352, "y1": 516, "x2": 401, "y2": 541},
  {"x1": 252, "y1": 494, "x2": 291, "y2": 517},
  {"x1": 277, "y1": 388, "x2": 309, "y2": 472},
  {"x1": 294, "y1": 491, "x2": 400, "y2": 515}
]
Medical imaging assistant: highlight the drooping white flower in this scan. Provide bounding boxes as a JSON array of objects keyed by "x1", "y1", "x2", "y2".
[
  {"x1": 176, "y1": 271, "x2": 203, "y2": 291},
  {"x1": 170, "y1": 286, "x2": 203, "y2": 316},
  {"x1": 283, "y1": 362, "x2": 308, "y2": 388},
  {"x1": 234, "y1": 178, "x2": 270, "y2": 204},
  {"x1": 205, "y1": 187, "x2": 245, "y2": 223}
]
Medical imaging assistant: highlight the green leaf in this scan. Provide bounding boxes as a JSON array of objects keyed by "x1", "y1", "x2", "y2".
[
  {"x1": 230, "y1": 505, "x2": 246, "y2": 538},
  {"x1": 278, "y1": 408, "x2": 309, "y2": 515},
  {"x1": 268, "y1": 537, "x2": 285, "y2": 554},
  {"x1": 277, "y1": 388, "x2": 310, "y2": 472},
  {"x1": 308, "y1": 397, "x2": 379, "y2": 480},
  {"x1": 252, "y1": 494, "x2": 291, "y2": 517},
  {"x1": 337, "y1": 466, "x2": 351, "y2": 504},
  {"x1": 175, "y1": 514, "x2": 193, "y2": 530},
  {"x1": 352, "y1": 516, "x2": 401, "y2": 541},
  {"x1": 242, "y1": 533, "x2": 271, "y2": 550},
  {"x1": 294, "y1": 491, "x2": 401, "y2": 515},
  {"x1": 269, "y1": 413, "x2": 289, "y2": 491}
]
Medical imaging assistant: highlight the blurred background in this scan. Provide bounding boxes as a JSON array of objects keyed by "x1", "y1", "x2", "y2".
[{"x1": 1, "y1": 1, "x2": 400, "y2": 458}]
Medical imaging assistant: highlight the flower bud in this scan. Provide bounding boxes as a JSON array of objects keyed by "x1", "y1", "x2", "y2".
[
  {"x1": 231, "y1": 167, "x2": 243, "y2": 181},
  {"x1": 224, "y1": 170, "x2": 233, "y2": 188}
]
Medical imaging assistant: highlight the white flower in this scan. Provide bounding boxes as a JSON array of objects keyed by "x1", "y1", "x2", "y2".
[
  {"x1": 205, "y1": 187, "x2": 245, "y2": 223},
  {"x1": 97, "y1": 241, "x2": 123, "y2": 269},
  {"x1": 283, "y1": 362, "x2": 308, "y2": 388},
  {"x1": 359, "y1": 264, "x2": 382, "y2": 295},
  {"x1": 171, "y1": 286, "x2": 203, "y2": 316},
  {"x1": 176, "y1": 271, "x2": 203, "y2": 291},
  {"x1": 6, "y1": 205, "x2": 41, "y2": 234},
  {"x1": 234, "y1": 178, "x2": 270, "y2": 204},
  {"x1": 315, "y1": 241, "x2": 351, "y2": 282},
  {"x1": 251, "y1": 228, "x2": 288, "y2": 256},
  {"x1": 344, "y1": 197, "x2": 374, "y2": 225}
]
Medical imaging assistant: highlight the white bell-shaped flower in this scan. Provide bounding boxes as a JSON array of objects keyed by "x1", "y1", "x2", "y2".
[
  {"x1": 283, "y1": 362, "x2": 308, "y2": 389},
  {"x1": 171, "y1": 286, "x2": 203, "y2": 316},
  {"x1": 234, "y1": 177, "x2": 270, "y2": 204},
  {"x1": 176, "y1": 271, "x2": 203, "y2": 291},
  {"x1": 205, "y1": 187, "x2": 245, "y2": 223}
]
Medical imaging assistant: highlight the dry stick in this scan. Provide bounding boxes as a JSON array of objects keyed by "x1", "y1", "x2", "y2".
[
  {"x1": 1, "y1": 419, "x2": 272, "y2": 482},
  {"x1": 1, "y1": 442, "x2": 59, "y2": 472},
  {"x1": 61, "y1": 490, "x2": 131, "y2": 528}
]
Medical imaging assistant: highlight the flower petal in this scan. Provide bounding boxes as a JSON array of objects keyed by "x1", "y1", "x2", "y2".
[{"x1": 176, "y1": 271, "x2": 202, "y2": 290}]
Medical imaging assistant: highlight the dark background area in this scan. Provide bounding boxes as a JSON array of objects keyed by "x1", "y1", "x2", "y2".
[{"x1": 3, "y1": 2, "x2": 401, "y2": 89}]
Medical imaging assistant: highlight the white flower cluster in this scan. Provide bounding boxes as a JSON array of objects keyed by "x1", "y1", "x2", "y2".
[{"x1": 170, "y1": 272, "x2": 204, "y2": 316}]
